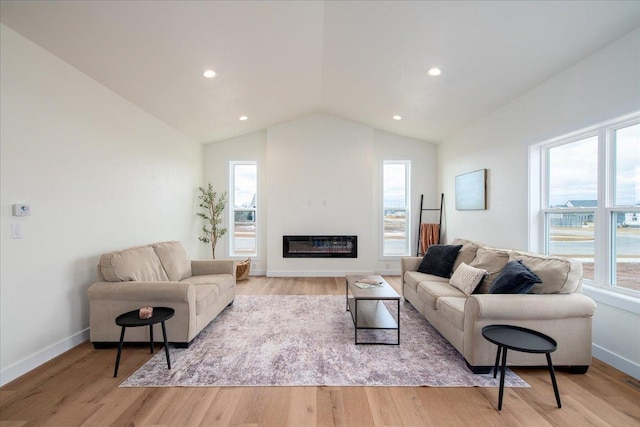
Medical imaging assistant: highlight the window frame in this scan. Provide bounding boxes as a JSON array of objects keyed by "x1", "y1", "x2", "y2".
[
  {"x1": 530, "y1": 111, "x2": 640, "y2": 297},
  {"x1": 380, "y1": 160, "x2": 412, "y2": 259},
  {"x1": 228, "y1": 160, "x2": 258, "y2": 258}
]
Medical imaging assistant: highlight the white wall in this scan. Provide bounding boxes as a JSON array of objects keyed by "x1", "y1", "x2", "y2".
[
  {"x1": 438, "y1": 29, "x2": 640, "y2": 378},
  {"x1": 203, "y1": 114, "x2": 438, "y2": 276},
  {"x1": 0, "y1": 25, "x2": 203, "y2": 385},
  {"x1": 203, "y1": 130, "x2": 268, "y2": 269}
]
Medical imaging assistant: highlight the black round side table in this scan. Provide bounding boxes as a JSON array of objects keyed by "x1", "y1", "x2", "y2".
[
  {"x1": 113, "y1": 307, "x2": 175, "y2": 377},
  {"x1": 482, "y1": 324, "x2": 561, "y2": 411}
]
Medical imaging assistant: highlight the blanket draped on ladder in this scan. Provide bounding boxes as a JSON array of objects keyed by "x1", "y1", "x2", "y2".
[{"x1": 419, "y1": 223, "x2": 440, "y2": 256}]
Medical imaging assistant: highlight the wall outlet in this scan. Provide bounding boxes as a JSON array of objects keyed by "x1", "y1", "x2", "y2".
[{"x1": 12, "y1": 204, "x2": 31, "y2": 216}]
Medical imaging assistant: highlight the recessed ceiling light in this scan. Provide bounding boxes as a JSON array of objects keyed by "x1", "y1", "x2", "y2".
[
  {"x1": 428, "y1": 67, "x2": 442, "y2": 76},
  {"x1": 393, "y1": 115, "x2": 402, "y2": 121},
  {"x1": 203, "y1": 70, "x2": 216, "y2": 78},
  {"x1": 239, "y1": 115, "x2": 248, "y2": 121}
]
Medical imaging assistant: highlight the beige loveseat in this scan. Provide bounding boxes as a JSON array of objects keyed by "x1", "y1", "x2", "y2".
[
  {"x1": 402, "y1": 239, "x2": 597, "y2": 374},
  {"x1": 88, "y1": 241, "x2": 235, "y2": 348}
]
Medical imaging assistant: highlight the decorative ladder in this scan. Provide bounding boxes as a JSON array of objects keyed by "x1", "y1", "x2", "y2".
[{"x1": 416, "y1": 193, "x2": 444, "y2": 256}]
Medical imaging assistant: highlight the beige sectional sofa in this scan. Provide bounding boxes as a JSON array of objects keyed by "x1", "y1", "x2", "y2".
[
  {"x1": 88, "y1": 241, "x2": 235, "y2": 348},
  {"x1": 401, "y1": 238, "x2": 597, "y2": 373}
]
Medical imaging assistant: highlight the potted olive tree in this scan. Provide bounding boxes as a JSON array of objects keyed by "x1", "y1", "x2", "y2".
[{"x1": 197, "y1": 183, "x2": 228, "y2": 259}]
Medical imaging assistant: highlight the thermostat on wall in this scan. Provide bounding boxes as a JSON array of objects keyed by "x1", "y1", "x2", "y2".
[{"x1": 12, "y1": 204, "x2": 31, "y2": 216}]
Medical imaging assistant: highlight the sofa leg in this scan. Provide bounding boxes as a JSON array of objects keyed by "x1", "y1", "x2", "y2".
[
  {"x1": 173, "y1": 341, "x2": 191, "y2": 349},
  {"x1": 559, "y1": 365, "x2": 589, "y2": 374},
  {"x1": 465, "y1": 360, "x2": 492, "y2": 374},
  {"x1": 92, "y1": 342, "x2": 115, "y2": 349}
]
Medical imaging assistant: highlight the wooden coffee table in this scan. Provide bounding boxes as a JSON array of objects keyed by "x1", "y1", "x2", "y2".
[{"x1": 345, "y1": 275, "x2": 400, "y2": 345}]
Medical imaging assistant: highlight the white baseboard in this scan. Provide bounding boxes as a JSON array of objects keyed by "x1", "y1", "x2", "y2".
[
  {"x1": 374, "y1": 269, "x2": 401, "y2": 276},
  {"x1": 265, "y1": 271, "x2": 402, "y2": 277},
  {"x1": 267, "y1": 271, "x2": 352, "y2": 277},
  {"x1": 266, "y1": 271, "x2": 385, "y2": 277},
  {"x1": 248, "y1": 270, "x2": 267, "y2": 276},
  {"x1": 593, "y1": 343, "x2": 640, "y2": 380},
  {"x1": 0, "y1": 328, "x2": 89, "y2": 387}
]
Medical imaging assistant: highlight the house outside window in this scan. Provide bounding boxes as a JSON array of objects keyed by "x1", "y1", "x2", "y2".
[
  {"x1": 531, "y1": 112, "x2": 640, "y2": 295},
  {"x1": 229, "y1": 161, "x2": 257, "y2": 257},
  {"x1": 382, "y1": 161, "x2": 411, "y2": 257}
]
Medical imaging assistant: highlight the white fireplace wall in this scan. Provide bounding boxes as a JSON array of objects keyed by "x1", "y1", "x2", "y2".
[
  {"x1": 266, "y1": 115, "x2": 374, "y2": 275},
  {"x1": 204, "y1": 114, "x2": 437, "y2": 276}
]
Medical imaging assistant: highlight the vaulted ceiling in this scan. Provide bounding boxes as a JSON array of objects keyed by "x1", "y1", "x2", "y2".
[{"x1": 2, "y1": 1, "x2": 639, "y2": 144}]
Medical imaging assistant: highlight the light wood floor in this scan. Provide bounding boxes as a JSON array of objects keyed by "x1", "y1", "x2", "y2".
[{"x1": 2, "y1": 276, "x2": 639, "y2": 426}]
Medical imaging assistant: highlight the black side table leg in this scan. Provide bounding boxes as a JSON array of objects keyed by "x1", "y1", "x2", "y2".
[
  {"x1": 493, "y1": 345, "x2": 502, "y2": 379},
  {"x1": 396, "y1": 299, "x2": 400, "y2": 345},
  {"x1": 345, "y1": 279, "x2": 349, "y2": 311},
  {"x1": 546, "y1": 352, "x2": 562, "y2": 408},
  {"x1": 149, "y1": 324, "x2": 154, "y2": 354},
  {"x1": 354, "y1": 300, "x2": 358, "y2": 345},
  {"x1": 114, "y1": 326, "x2": 126, "y2": 377},
  {"x1": 498, "y1": 348, "x2": 508, "y2": 411},
  {"x1": 161, "y1": 321, "x2": 171, "y2": 370}
]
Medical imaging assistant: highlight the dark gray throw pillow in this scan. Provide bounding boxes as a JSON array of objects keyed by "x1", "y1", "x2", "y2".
[
  {"x1": 489, "y1": 260, "x2": 542, "y2": 294},
  {"x1": 417, "y1": 244, "x2": 463, "y2": 278}
]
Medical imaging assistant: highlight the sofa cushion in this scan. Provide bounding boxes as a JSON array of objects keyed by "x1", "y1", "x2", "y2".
[
  {"x1": 469, "y1": 247, "x2": 510, "y2": 293},
  {"x1": 182, "y1": 274, "x2": 235, "y2": 296},
  {"x1": 449, "y1": 262, "x2": 487, "y2": 296},
  {"x1": 451, "y1": 238, "x2": 482, "y2": 272},
  {"x1": 194, "y1": 284, "x2": 219, "y2": 315},
  {"x1": 404, "y1": 270, "x2": 449, "y2": 294},
  {"x1": 509, "y1": 252, "x2": 582, "y2": 294},
  {"x1": 436, "y1": 297, "x2": 466, "y2": 330},
  {"x1": 489, "y1": 260, "x2": 542, "y2": 294},
  {"x1": 152, "y1": 241, "x2": 192, "y2": 281},
  {"x1": 417, "y1": 244, "x2": 462, "y2": 278},
  {"x1": 99, "y1": 245, "x2": 169, "y2": 282},
  {"x1": 417, "y1": 281, "x2": 467, "y2": 311}
]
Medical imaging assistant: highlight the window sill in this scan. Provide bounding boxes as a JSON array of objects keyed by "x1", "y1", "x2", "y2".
[{"x1": 582, "y1": 283, "x2": 640, "y2": 315}]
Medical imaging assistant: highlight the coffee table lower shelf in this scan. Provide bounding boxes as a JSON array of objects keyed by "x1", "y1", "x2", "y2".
[{"x1": 346, "y1": 297, "x2": 400, "y2": 345}]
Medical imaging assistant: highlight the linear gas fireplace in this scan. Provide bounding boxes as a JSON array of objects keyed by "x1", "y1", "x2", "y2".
[{"x1": 283, "y1": 235, "x2": 357, "y2": 258}]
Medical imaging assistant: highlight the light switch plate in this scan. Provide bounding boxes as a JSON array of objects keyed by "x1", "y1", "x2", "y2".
[{"x1": 11, "y1": 223, "x2": 23, "y2": 239}]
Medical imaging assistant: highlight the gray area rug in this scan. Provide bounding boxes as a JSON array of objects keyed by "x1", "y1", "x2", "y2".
[{"x1": 121, "y1": 295, "x2": 529, "y2": 388}]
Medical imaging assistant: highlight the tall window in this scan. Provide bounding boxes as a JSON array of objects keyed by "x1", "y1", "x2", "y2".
[
  {"x1": 229, "y1": 161, "x2": 257, "y2": 257},
  {"x1": 532, "y1": 112, "x2": 639, "y2": 295},
  {"x1": 546, "y1": 136, "x2": 598, "y2": 281},
  {"x1": 382, "y1": 161, "x2": 411, "y2": 257},
  {"x1": 612, "y1": 122, "x2": 640, "y2": 291}
]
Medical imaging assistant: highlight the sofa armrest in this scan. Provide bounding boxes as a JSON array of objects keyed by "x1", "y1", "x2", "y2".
[
  {"x1": 191, "y1": 259, "x2": 236, "y2": 277},
  {"x1": 88, "y1": 281, "x2": 198, "y2": 344},
  {"x1": 465, "y1": 293, "x2": 597, "y2": 322},
  {"x1": 401, "y1": 257, "x2": 422, "y2": 280},
  {"x1": 88, "y1": 281, "x2": 194, "y2": 303},
  {"x1": 462, "y1": 293, "x2": 597, "y2": 368}
]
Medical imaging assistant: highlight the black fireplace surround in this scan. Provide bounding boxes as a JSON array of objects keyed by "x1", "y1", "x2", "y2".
[{"x1": 283, "y1": 235, "x2": 357, "y2": 258}]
